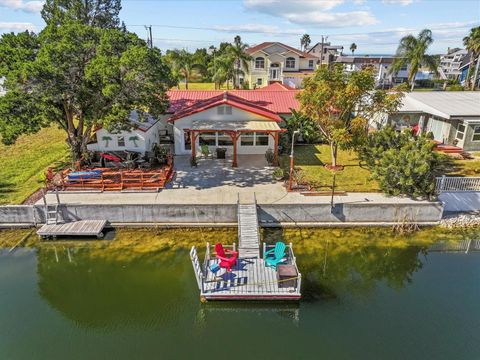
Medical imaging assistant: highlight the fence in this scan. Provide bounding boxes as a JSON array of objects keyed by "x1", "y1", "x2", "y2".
[{"x1": 436, "y1": 176, "x2": 480, "y2": 192}]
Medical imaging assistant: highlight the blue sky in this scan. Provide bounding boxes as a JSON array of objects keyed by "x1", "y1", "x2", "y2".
[{"x1": 0, "y1": 0, "x2": 479, "y2": 54}]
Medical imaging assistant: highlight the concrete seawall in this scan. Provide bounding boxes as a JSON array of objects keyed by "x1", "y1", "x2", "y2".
[{"x1": 0, "y1": 201, "x2": 444, "y2": 227}]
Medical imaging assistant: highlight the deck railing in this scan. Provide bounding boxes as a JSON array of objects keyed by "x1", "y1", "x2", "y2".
[{"x1": 436, "y1": 176, "x2": 480, "y2": 192}]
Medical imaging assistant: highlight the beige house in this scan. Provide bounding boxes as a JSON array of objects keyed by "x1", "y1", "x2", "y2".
[{"x1": 242, "y1": 42, "x2": 317, "y2": 89}]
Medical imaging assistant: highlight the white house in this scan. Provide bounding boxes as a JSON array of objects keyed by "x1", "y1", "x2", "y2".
[
  {"x1": 87, "y1": 110, "x2": 167, "y2": 155},
  {"x1": 307, "y1": 42, "x2": 343, "y2": 65},
  {"x1": 166, "y1": 88, "x2": 299, "y2": 166},
  {"x1": 335, "y1": 56, "x2": 410, "y2": 88}
]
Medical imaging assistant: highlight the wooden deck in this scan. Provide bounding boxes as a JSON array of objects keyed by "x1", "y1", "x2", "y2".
[
  {"x1": 190, "y1": 244, "x2": 302, "y2": 301},
  {"x1": 37, "y1": 220, "x2": 107, "y2": 238},
  {"x1": 237, "y1": 202, "x2": 260, "y2": 258}
]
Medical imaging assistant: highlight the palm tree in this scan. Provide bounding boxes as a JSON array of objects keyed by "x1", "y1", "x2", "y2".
[
  {"x1": 301, "y1": 34, "x2": 311, "y2": 51},
  {"x1": 227, "y1": 36, "x2": 251, "y2": 89},
  {"x1": 463, "y1": 26, "x2": 480, "y2": 90},
  {"x1": 350, "y1": 43, "x2": 357, "y2": 55},
  {"x1": 211, "y1": 54, "x2": 237, "y2": 89},
  {"x1": 390, "y1": 29, "x2": 438, "y2": 91},
  {"x1": 168, "y1": 49, "x2": 203, "y2": 90}
]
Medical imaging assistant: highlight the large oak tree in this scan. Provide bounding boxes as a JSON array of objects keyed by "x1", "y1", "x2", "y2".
[{"x1": 0, "y1": 0, "x2": 174, "y2": 163}]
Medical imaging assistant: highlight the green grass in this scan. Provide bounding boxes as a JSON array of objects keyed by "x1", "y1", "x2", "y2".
[
  {"x1": 174, "y1": 82, "x2": 230, "y2": 90},
  {"x1": 446, "y1": 158, "x2": 480, "y2": 177},
  {"x1": 0, "y1": 127, "x2": 69, "y2": 204},
  {"x1": 280, "y1": 144, "x2": 379, "y2": 192}
]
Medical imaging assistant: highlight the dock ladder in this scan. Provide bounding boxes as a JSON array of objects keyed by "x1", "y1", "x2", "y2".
[
  {"x1": 42, "y1": 189, "x2": 63, "y2": 225},
  {"x1": 237, "y1": 193, "x2": 260, "y2": 258}
]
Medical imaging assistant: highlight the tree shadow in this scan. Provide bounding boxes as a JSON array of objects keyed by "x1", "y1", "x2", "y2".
[
  {"x1": 292, "y1": 144, "x2": 325, "y2": 167},
  {"x1": 0, "y1": 180, "x2": 15, "y2": 194}
]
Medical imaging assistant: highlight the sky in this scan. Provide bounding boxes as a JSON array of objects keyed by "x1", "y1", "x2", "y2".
[{"x1": 0, "y1": 0, "x2": 479, "y2": 54}]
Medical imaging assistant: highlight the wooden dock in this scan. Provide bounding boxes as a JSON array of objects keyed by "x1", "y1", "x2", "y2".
[
  {"x1": 37, "y1": 220, "x2": 107, "y2": 238},
  {"x1": 190, "y1": 243, "x2": 302, "y2": 301},
  {"x1": 237, "y1": 198, "x2": 260, "y2": 258}
]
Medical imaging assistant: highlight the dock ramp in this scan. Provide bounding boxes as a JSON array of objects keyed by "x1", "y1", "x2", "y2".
[{"x1": 237, "y1": 194, "x2": 260, "y2": 258}]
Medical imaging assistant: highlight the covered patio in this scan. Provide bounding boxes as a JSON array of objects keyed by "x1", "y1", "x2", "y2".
[{"x1": 186, "y1": 119, "x2": 284, "y2": 167}]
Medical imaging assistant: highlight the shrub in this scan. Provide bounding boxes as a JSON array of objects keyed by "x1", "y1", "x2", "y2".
[
  {"x1": 359, "y1": 127, "x2": 448, "y2": 199},
  {"x1": 272, "y1": 167, "x2": 284, "y2": 179},
  {"x1": 265, "y1": 148, "x2": 275, "y2": 165}
]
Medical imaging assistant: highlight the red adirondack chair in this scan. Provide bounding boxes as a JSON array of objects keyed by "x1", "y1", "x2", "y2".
[{"x1": 215, "y1": 243, "x2": 238, "y2": 272}]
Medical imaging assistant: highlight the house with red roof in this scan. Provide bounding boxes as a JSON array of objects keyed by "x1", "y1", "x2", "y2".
[
  {"x1": 165, "y1": 87, "x2": 299, "y2": 166},
  {"x1": 242, "y1": 42, "x2": 318, "y2": 89}
]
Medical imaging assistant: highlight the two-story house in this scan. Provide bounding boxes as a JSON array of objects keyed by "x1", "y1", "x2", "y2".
[
  {"x1": 243, "y1": 42, "x2": 317, "y2": 89},
  {"x1": 335, "y1": 56, "x2": 410, "y2": 88},
  {"x1": 307, "y1": 42, "x2": 343, "y2": 65},
  {"x1": 439, "y1": 48, "x2": 468, "y2": 80}
]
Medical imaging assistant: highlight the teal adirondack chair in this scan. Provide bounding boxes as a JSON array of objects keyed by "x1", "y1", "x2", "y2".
[{"x1": 264, "y1": 242, "x2": 287, "y2": 269}]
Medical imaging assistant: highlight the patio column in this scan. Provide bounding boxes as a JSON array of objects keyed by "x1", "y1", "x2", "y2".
[
  {"x1": 273, "y1": 131, "x2": 279, "y2": 166},
  {"x1": 229, "y1": 131, "x2": 239, "y2": 168},
  {"x1": 190, "y1": 130, "x2": 197, "y2": 159}
]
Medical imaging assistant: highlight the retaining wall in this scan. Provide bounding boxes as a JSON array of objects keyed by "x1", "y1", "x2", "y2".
[{"x1": 0, "y1": 201, "x2": 443, "y2": 227}]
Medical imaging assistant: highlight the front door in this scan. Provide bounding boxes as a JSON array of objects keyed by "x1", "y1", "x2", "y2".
[{"x1": 455, "y1": 122, "x2": 466, "y2": 148}]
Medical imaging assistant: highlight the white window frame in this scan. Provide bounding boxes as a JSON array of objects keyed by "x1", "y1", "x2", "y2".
[
  {"x1": 256, "y1": 78, "x2": 263, "y2": 86},
  {"x1": 254, "y1": 57, "x2": 265, "y2": 69},
  {"x1": 308, "y1": 60, "x2": 314, "y2": 68},
  {"x1": 240, "y1": 132, "x2": 255, "y2": 146},
  {"x1": 285, "y1": 57, "x2": 296, "y2": 69},
  {"x1": 472, "y1": 125, "x2": 480, "y2": 142},
  {"x1": 255, "y1": 132, "x2": 269, "y2": 146},
  {"x1": 217, "y1": 105, "x2": 232, "y2": 115}
]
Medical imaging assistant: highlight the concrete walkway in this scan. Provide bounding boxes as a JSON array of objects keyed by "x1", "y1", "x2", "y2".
[{"x1": 39, "y1": 155, "x2": 436, "y2": 206}]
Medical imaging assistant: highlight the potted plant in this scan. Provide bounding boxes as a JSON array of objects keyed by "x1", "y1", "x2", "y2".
[
  {"x1": 265, "y1": 148, "x2": 274, "y2": 165},
  {"x1": 190, "y1": 156, "x2": 198, "y2": 167},
  {"x1": 216, "y1": 147, "x2": 227, "y2": 159},
  {"x1": 272, "y1": 167, "x2": 284, "y2": 181}
]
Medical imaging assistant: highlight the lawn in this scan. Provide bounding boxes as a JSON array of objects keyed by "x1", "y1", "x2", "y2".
[
  {"x1": 445, "y1": 157, "x2": 480, "y2": 176},
  {"x1": 174, "y1": 82, "x2": 230, "y2": 90},
  {"x1": 280, "y1": 144, "x2": 379, "y2": 192},
  {"x1": 0, "y1": 126, "x2": 69, "y2": 204}
]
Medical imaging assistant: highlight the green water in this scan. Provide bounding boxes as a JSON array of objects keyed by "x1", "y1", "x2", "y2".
[{"x1": 1, "y1": 227, "x2": 479, "y2": 359}]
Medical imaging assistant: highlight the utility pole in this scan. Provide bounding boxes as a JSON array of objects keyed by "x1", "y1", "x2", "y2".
[
  {"x1": 319, "y1": 35, "x2": 328, "y2": 66},
  {"x1": 145, "y1": 25, "x2": 153, "y2": 48}
]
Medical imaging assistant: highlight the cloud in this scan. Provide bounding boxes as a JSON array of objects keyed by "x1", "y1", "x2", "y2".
[
  {"x1": 0, "y1": 0, "x2": 44, "y2": 13},
  {"x1": 213, "y1": 23, "x2": 306, "y2": 36},
  {"x1": 382, "y1": 0, "x2": 414, "y2": 5},
  {"x1": 243, "y1": 0, "x2": 378, "y2": 27},
  {"x1": 0, "y1": 21, "x2": 36, "y2": 31}
]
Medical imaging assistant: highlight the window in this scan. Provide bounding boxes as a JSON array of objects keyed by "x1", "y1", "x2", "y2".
[
  {"x1": 254, "y1": 57, "x2": 265, "y2": 69},
  {"x1": 255, "y1": 133, "x2": 269, "y2": 146},
  {"x1": 240, "y1": 132, "x2": 255, "y2": 146},
  {"x1": 309, "y1": 60, "x2": 314, "y2": 68},
  {"x1": 456, "y1": 123, "x2": 466, "y2": 140},
  {"x1": 400, "y1": 65, "x2": 408, "y2": 71},
  {"x1": 257, "y1": 78, "x2": 263, "y2": 86},
  {"x1": 184, "y1": 130, "x2": 191, "y2": 150},
  {"x1": 217, "y1": 105, "x2": 232, "y2": 115},
  {"x1": 117, "y1": 136, "x2": 125, "y2": 147},
  {"x1": 199, "y1": 132, "x2": 216, "y2": 146},
  {"x1": 285, "y1": 57, "x2": 295, "y2": 69},
  {"x1": 217, "y1": 132, "x2": 233, "y2": 146},
  {"x1": 472, "y1": 126, "x2": 480, "y2": 142}
]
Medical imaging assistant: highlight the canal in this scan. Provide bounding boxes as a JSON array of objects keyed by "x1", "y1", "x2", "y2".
[{"x1": 0, "y1": 227, "x2": 479, "y2": 359}]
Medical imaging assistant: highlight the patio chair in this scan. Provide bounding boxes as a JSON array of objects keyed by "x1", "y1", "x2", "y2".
[
  {"x1": 264, "y1": 241, "x2": 287, "y2": 270},
  {"x1": 214, "y1": 243, "x2": 238, "y2": 272}
]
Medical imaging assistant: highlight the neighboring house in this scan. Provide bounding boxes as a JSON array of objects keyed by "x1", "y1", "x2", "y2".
[
  {"x1": 87, "y1": 110, "x2": 168, "y2": 155},
  {"x1": 335, "y1": 56, "x2": 409, "y2": 88},
  {"x1": 243, "y1": 42, "x2": 317, "y2": 89},
  {"x1": 438, "y1": 48, "x2": 468, "y2": 80},
  {"x1": 307, "y1": 42, "x2": 343, "y2": 65},
  {"x1": 459, "y1": 51, "x2": 480, "y2": 87},
  {"x1": 375, "y1": 92, "x2": 480, "y2": 152},
  {"x1": 165, "y1": 88, "x2": 299, "y2": 166}
]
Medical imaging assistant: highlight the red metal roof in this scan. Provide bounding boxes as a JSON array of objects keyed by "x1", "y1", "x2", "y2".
[
  {"x1": 246, "y1": 42, "x2": 316, "y2": 59},
  {"x1": 256, "y1": 82, "x2": 296, "y2": 91},
  {"x1": 168, "y1": 92, "x2": 285, "y2": 122},
  {"x1": 167, "y1": 90, "x2": 300, "y2": 117}
]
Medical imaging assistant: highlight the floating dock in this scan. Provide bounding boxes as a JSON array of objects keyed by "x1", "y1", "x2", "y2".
[
  {"x1": 190, "y1": 196, "x2": 302, "y2": 301},
  {"x1": 37, "y1": 220, "x2": 107, "y2": 238}
]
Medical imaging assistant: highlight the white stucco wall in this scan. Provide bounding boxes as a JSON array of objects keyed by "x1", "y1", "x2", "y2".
[{"x1": 172, "y1": 105, "x2": 276, "y2": 156}]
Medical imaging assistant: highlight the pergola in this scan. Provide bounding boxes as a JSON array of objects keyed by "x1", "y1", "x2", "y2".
[{"x1": 186, "y1": 120, "x2": 285, "y2": 167}]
